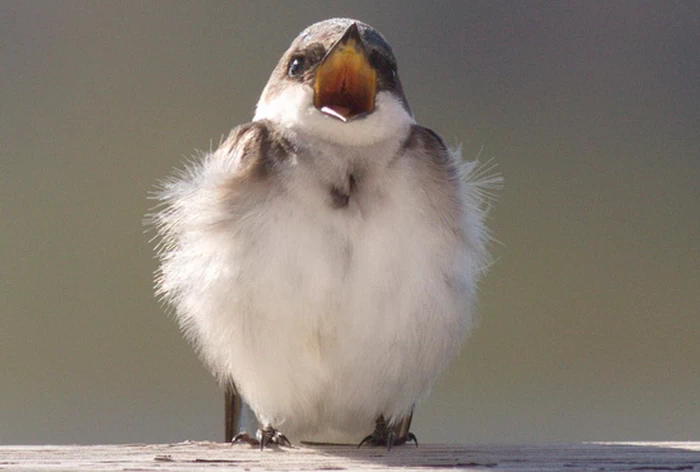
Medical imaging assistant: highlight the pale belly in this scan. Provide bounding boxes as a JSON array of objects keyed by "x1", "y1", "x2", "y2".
[{"x1": 185, "y1": 179, "x2": 474, "y2": 443}]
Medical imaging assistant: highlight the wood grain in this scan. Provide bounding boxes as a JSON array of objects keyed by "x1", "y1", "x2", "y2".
[{"x1": 1, "y1": 441, "x2": 699, "y2": 471}]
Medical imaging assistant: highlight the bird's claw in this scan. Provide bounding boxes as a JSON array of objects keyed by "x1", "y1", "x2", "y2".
[
  {"x1": 231, "y1": 432, "x2": 258, "y2": 447},
  {"x1": 358, "y1": 430, "x2": 396, "y2": 449},
  {"x1": 258, "y1": 425, "x2": 292, "y2": 450},
  {"x1": 231, "y1": 426, "x2": 292, "y2": 450},
  {"x1": 357, "y1": 415, "x2": 418, "y2": 451},
  {"x1": 404, "y1": 432, "x2": 418, "y2": 447}
]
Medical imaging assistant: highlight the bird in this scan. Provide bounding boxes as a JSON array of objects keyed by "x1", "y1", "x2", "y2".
[{"x1": 150, "y1": 18, "x2": 497, "y2": 450}]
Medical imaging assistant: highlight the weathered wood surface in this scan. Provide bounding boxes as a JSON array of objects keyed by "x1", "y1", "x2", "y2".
[{"x1": 1, "y1": 442, "x2": 699, "y2": 471}]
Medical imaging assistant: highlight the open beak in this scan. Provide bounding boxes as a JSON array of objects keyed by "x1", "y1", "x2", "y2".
[{"x1": 313, "y1": 23, "x2": 377, "y2": 122}]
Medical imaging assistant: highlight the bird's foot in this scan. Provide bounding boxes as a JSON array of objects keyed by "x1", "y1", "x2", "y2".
[
  {"x1": 231, "y1": 425, "x2": 292, "y2": 450},
  {"x1": 358, "y1": 415, "x2": 418, "y2": 451},
  {"x1": 258, "y1": 425, "x2": 292, "y2": 450},
  {"x1": 231, "y1": 432, "x2": 258, "y2": 447}
]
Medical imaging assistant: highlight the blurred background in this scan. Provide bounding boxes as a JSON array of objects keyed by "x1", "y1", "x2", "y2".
[{"x1": 2, "y1": 1, "x2": 698, "y2": 445}]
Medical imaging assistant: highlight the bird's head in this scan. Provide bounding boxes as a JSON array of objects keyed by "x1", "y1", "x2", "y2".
[{"x1": 254, "y1": 18, "x2": 415, "y2": 146}]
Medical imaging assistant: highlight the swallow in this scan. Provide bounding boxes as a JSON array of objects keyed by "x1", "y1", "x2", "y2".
[{"x1": 151, "y1": 17, "x2": 497, "y2": 450}]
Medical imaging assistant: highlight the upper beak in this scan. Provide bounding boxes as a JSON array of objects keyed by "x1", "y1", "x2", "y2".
[{"x1": 313, "y1": 23, "x2": 377, "y2": 122}]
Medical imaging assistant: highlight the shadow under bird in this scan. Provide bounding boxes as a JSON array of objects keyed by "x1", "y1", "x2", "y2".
[{"x1": 150, "y1": 18, "x2": 497, "y2": 450}]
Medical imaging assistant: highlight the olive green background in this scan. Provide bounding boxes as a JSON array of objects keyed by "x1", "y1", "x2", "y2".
[{"x1": 2, "y1": 1, "x2": 698, "y2": 444}]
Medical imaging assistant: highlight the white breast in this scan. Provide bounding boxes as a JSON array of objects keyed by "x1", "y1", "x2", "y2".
[{"x1": 155, "y1": 131, "x2": 486, "y2": 444}]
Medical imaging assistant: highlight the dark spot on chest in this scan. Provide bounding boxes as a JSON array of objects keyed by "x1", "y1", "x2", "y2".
[
  {"x1": 330, "y1": 174, "x2": 357, "y2": 209},
  {"x1": 330, "y1": 187, "x2": 350, "y2": 208}
]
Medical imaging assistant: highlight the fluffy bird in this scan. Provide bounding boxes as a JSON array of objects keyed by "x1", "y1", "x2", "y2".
[{"x1": 151, "y1": 18, "x2": 496, "y2": 449}]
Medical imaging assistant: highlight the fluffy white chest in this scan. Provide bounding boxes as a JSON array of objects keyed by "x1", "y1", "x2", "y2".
[{"x1": 157, "y1": 132, "x2": 482, "y2": 443}]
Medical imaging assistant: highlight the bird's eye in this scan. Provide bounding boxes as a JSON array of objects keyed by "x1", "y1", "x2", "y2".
[{"x1": 288, "y1": 57, "x2": 305, "y2": 77}]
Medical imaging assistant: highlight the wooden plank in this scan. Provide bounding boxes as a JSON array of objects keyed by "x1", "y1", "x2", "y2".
[{"x1": 0, "y1": 442, "x2": 699, "y2": 471}]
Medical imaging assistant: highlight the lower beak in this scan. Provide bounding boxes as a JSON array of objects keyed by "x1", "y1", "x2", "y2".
[{"x1": 313, "y1": 23, "x2": 377, "y2": 122}]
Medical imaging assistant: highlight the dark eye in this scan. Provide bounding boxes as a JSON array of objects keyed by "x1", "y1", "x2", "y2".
[{"x1": 288, "y1": 56, "x2": 305, "y2": 77}]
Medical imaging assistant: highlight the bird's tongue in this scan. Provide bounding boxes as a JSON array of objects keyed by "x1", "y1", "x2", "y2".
[{"x1": 314, "y1": 24, "x2": 376, "y2": 122}]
